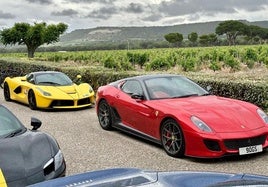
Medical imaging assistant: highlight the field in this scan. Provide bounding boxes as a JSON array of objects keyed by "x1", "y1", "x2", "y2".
[
  {"x1": 1, "y1": 45, "x2": 268, "y2": 82},
  {"x1": 0, "y1": 45, "x2": 267, "y2": 111}
]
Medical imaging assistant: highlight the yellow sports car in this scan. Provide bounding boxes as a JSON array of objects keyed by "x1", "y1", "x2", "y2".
[
  {"x1": 0, "y1": 169, "x2": 7, "y2": 187},
  {"x1": 3, "y1": 71, "x2": 95, "y2": 110}
]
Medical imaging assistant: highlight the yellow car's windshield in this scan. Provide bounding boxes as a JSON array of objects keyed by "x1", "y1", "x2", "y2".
[{"x1": 29, "y1": 72, "x2": 73, "y2": 86}]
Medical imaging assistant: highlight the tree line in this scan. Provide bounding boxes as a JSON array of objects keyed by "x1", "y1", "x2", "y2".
[
  {"x1": 0, "y1": 20, "x2": 268, "y2": 58},
  {"x1": 164, "y1": 20, "x2": 268, "y2": 47}
]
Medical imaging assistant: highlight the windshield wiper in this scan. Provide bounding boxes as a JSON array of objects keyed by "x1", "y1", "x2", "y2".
[
  {"x1": 201, "y1": 93, "x2": 211, "y2": 96},
  {"x1": 5, "y1": 128, "x2": 23, "y2": 138},
  {"x1": 38, "y1": 81, "x2": 61, "y2": 85},
  {"x1": 172, "y1": 94, "x2": 198, "y2": 98}
]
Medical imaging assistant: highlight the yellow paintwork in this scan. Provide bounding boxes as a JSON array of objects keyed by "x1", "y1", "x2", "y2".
[
  {"x1": 0, "y1": 169, "x2": 7, "y2": 187},
  {"x1": 4, "y1": 75, "x2": 95, "y2": 109}
]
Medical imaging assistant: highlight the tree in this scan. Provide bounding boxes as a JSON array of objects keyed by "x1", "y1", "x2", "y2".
[
  {"x1": 188, "y1": 32, "x2": 198, "y2": 46},
  {"x1": 215, "y1": 20, "x2": 247, "y2": 45},
  {"x1": 207, "y1": 33, "x2": 218, "y2": 45},
  {"x1": 199, "y1": 34, "x2": 209, "y2": 46},
  {"x1": 164, "y1": 33, "x2": 183, "y2": 47},
  {"x1": 244, "y1": 25, "x2": 268, "y2": 44},
  {"x1": 0, "y1": 22, "x2": 68, "y2": 58}
]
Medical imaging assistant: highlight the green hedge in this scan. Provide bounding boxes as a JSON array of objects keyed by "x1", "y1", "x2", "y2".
[{"x1": 0, "y1": 59, "x2": 267, "y2": 111}]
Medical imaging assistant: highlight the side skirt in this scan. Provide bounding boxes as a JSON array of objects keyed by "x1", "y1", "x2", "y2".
[{"x1": 113, "y1": 122, "x2": 161, "y2": 145}]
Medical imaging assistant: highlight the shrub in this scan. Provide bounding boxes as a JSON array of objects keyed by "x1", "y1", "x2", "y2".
[
  {"x1": 127, "y1": 52, "x2": 149, "y2": 68},
  {"x1": 224, "y1": 56, "x2": 240, "y2": 71},
  {"x1": 146, "y1": 57, "x2": 171, "y2": 71},
  {"x1": 180, "y1": 58, "x2": 196, "y2": 72},
  {"x1": 103, "y1": 56, "x2": 120, "y2": 70},
  {"x1": 209, "y1": 61, "x2": 221, "y2": 71}
]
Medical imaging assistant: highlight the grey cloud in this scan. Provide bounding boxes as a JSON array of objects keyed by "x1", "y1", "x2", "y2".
[
  {"x1": 0, "y1": 11, "x2": 16, "y2": 19},
  {"x1": 158, "y1": 0, "x2": 268, "y2": 17},
  {"x1": 142, "y1": 13, "x2": 163, "y2": 22},
  {"x1": 52, "y1": 9, "x2": 78, "y2": 17},
  {"x1": 87, "y1": 6, "x2": 118, "y2": 19},
  {"x1": 25, "y1": 0, "x2": 52, "y2": 5},
  {"x1": 66, "y1": 0, "x2": 116, "y2": 4},
  {"x1": 125, "y1": 3, "x2": 144, "y2": 13}
]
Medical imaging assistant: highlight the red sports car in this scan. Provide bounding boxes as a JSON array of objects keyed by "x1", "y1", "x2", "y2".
[{"x1": 96, "y1": 74, "x2": 268, "y2": 158}]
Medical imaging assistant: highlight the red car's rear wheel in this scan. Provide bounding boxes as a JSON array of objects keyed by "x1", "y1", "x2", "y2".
[
  {"x1": 97, "y1": 100, "x2": 113, "y2": 130},
  {"x1": 161, "y1": 119, "x2": 185, "y2": 157}
]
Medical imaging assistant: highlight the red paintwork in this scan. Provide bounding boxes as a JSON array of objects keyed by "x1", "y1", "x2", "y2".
[{"x1": 96, "y1": 82, "x2": 268, "y2": 158}]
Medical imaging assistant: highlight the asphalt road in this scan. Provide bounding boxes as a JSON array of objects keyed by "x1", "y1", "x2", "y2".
[{"x1": 1, "y1": 89, "x2": 268, "y2": 177}]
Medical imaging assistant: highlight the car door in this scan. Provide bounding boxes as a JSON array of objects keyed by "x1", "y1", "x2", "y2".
[
  {"x1": 114, "y1": 79, "x2": 156, "y2": 136},
  {"x1": 8, "y1": 75, "x2": 33, "y2": 104}
]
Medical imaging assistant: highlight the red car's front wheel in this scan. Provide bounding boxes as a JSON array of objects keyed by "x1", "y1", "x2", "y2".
[
  {"x1": 97, "y1": 100, "x2": 113, "y2": 130},
  {"x1": 161, "y1": 119, "x2": 185, "y2": 158}
]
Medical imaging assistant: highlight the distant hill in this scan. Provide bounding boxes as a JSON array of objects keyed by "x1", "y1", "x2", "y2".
[{"x1": 59, "y1": 20, "x2": 268, "y2": 45}]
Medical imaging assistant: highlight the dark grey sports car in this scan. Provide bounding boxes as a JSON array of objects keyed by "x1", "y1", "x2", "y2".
[
  {"x1": 0, "y1": 104, "x2": 66, "y2": 187},
  {"x1": 29, "y1": 168, "x2": 268, "y2": 187}
]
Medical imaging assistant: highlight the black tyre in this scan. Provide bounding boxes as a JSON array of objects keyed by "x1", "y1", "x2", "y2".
[
  {"x1": 97, "y1": 100, "x2": 113, "y2": 130},
  {"x1": 161, "y1": 119, "x2": 185, "y2": 157},
  {"x1": 28, "y1": 90, "x2": 37, "y2": 110},
  {"x1": 3, "y1": 82, "x2": 11, "y2": 101}
]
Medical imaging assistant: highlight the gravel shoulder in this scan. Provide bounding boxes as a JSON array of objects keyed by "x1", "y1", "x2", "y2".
[{"x1": 1, "y1": 89, "x2": 268, "y2": 176}]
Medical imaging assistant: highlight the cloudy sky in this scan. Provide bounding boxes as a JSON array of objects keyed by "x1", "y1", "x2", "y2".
[{"x1": 0, "y1": 0, "x2": 268, "y2": 32}]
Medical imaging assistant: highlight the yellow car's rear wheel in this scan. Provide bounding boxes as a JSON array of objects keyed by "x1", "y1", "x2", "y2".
[{"x1": 28, "y1": 90, "x2": 37, "y2": 110}]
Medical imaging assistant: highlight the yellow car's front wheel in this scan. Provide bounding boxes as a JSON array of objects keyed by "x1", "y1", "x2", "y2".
[
  {"x1": 3, "y1": 83, "x2": 11, "y2": 102},
  {"x1": 28, "y1": 90, "x2": 37, "y2": 110}
]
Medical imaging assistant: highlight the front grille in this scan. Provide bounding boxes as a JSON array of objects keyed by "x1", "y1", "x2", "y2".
[
  {"x1": 224, "y1": 135, "x2": 266, "y2": 150},
  {"x1": 77, "y1": 98, "x2": 90, "y2": 105},
  {"x1": 50, "y1": 100, "x2": 74, "y2": 107},
  {"x1": 204, "y1": 139, "x2": 221, "y2": 151}
]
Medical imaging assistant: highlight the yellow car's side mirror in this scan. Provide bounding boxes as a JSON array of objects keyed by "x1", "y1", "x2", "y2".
[{"x1": 74, "y1": 75, "x2": 82, "y2": 84}]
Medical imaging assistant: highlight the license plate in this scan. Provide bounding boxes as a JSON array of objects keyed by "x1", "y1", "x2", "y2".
[{"x1": 239, "y1": 145, "x2": 262, "y2": 155}]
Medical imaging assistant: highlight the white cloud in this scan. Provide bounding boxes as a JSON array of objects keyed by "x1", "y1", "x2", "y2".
[{"x1": 0, "y1": 0, "x2": 267, "y2": 31}]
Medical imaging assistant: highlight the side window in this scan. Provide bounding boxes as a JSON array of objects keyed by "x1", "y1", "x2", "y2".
[
  {"x1": 121, "y1": 80, "x2": 143, "y2": 95},
  {"x1": 26, "y1": 74, "x2": 35, "y2": 84}
]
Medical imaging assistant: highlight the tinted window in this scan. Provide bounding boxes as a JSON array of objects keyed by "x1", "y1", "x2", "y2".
[
  {"x1": 144, "y1": 76, "x2": 208, "y2": 99},
  {"x1": 0, "y1": 106, "x2": 24, "y2": 138},
  {"x1": 35, "y1": 72, "x2": 73, "y2": 86},
  {"x1": 26, "y1": 73, "x2": 35, "y2": 84},
  {"x1": 121, "y1": 80, "x2": 143, "y2": 95}
]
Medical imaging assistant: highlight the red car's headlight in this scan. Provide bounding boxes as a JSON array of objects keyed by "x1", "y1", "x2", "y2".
[
  {"x1": 191, "y1": 116, "x2": 213, "y2": 132},
  {"x1": 257, "y1": 109, "x2": 268, "y2": 124}
]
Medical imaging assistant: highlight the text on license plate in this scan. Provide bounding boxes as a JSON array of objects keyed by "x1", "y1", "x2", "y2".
[{"x1": 239, "y1": 145, "x2": 263, "y2": 155}]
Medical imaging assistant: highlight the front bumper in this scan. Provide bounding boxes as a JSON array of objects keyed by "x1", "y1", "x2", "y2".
[
  {"x1": 184, "y1": 127, "x2": 268, "y2": 158},
  {"x1": 36, "y1": 94, "x2": 95, "y2": 109},
  {"x1": 6, "y1": 158, "x2": 66, "y2": 187}
]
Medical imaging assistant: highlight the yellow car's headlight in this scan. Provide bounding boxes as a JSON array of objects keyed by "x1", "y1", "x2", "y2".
[
  {"x1": 36, "y1": 87, "x2": 51, "y2": 96},
  {"x1": 89, "y1": 85, "x2": 94, "y2": 93}
]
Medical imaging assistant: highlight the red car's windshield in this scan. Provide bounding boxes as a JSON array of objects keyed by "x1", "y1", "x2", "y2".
[{"x1": 144, "y1": 76, "x2": 208, "y2": 100}]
